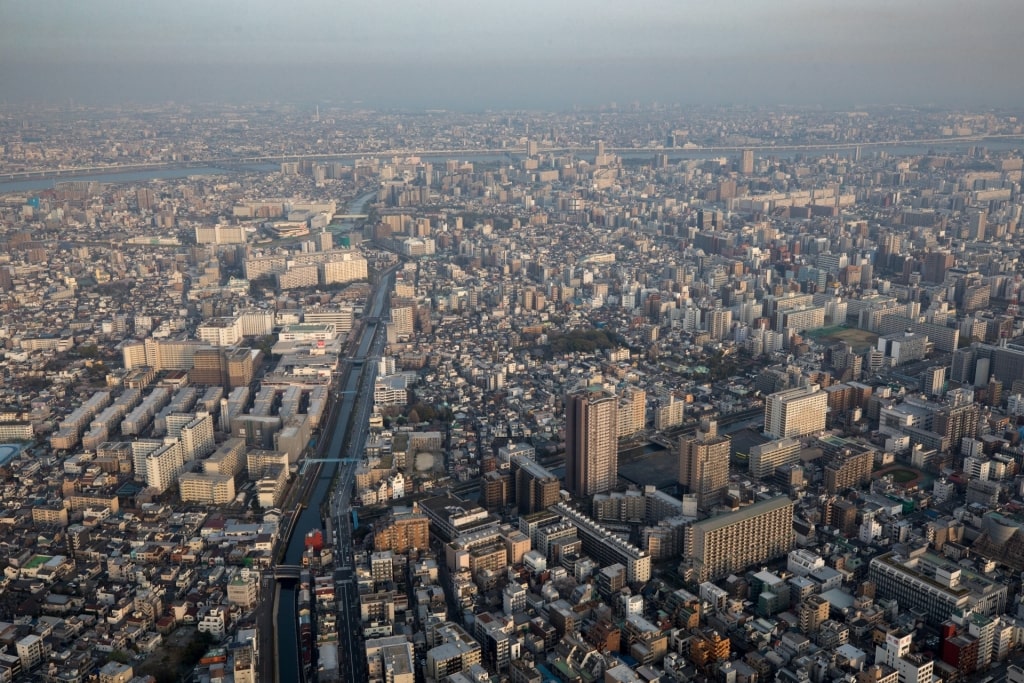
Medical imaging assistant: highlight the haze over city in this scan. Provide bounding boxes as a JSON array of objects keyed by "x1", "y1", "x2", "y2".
[
  {"x1": 5, "y1": 3, "x2": 1024, "y2": 683},
  {"x1": 3, "y1": 0, "x2": 1024, "y2": 108}
]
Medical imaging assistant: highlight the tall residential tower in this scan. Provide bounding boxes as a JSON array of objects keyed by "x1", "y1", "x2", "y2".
[{"x1": 565, "y1": 386, "x2": 619, "y2": 496}]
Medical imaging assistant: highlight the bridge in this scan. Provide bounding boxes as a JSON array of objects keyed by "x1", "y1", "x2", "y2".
[
  {"x1": 333, "y1": 214, "x2": 368, "y2": 219},
  {"x1": 299, "y1": 456, "x2": 363, "y2": 474},
  {"x1": 273, "y1": 564, "x2": 302, "y2": 581},
  {"x1": 7, "y1": 134, "x2": 1024, "y2": 183}
]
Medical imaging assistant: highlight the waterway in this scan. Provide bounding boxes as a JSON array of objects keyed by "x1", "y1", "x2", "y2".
[
  {"x1": 4, "y1": 138, "x2": 1024, "y2": 193},
  {"x1": 274, "y1": 190, "x2": 377, "y2": 683}
]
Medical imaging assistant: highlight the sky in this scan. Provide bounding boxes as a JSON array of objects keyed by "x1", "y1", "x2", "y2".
[{"x1": 1, "y1": 0, "x2": 1022, "y2": 109}]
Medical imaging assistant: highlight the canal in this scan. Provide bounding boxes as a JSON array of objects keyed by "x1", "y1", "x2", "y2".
[{"x1": 274, "y1": 190, "x2": 377, "y2": 682}]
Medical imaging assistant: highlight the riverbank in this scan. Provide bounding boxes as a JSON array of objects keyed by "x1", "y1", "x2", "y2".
[{"x1": 4, "y1": 135, "x2": 1024, "y2": 193}]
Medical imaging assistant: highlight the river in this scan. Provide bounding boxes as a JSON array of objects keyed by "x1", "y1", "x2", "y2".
[{"x1": 3, "y1": 138, "x2": 1024, "y2": 193}]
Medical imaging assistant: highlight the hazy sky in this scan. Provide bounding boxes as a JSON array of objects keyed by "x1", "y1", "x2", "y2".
[{"x1": 2, "y1": 0, "x2": 1022, "y2": 109}]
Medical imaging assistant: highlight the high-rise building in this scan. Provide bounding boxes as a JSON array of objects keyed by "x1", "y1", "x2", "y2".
[
  {"x1": 616, "y1": 386, "x2": 646, "y2": 438},
  {"x1": 820, "y1": 436, "x2": 875, "y2": 494},
  {"x1": 0, "y1": 265, "x2": 13, "y2": 291},
  {"x1": 678, "y1": 420, "x2": 730, "y2": 510},
  {"x1": 764, "y1": 385, "x2": 827, "y2": 438},
  {"x1": 374, "y1": 503, "x2": 430, "y2": 553},
  {"x1": 190, "y1": 348, "x2": 228, "y2": 386},
  {"x1": 922, "y1": 251, "x2": 954, "y2": 284},
  {"x1": 685, "y1": 496, "x2": 795, "y2": 582},
  {"x1": 511, "y1": 455, "x2": 560, "y2": 514},
  {"x1": 226, "y1": 348, "x2": 257, "y2": 389},
  {"x1": 315, "y1": 229, "x2": 333, "y2": 252},
  {"x1": 391, "y1": 305, "x2": 415, "y2": 338},
  {"x1": 707, "y1": 309, "x2": 733, "y2": 341},
  {"x1": 136, "y1": 187, "x2": 156, "y2": 212},
  {"x1": 565, "y1": 386, "x2": 618, "y2": 496},
  {"x1": 741, "y1": 149, "x2": 754, "y2": 175}
]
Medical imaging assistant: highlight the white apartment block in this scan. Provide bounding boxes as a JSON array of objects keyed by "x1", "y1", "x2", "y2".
[
  {"x1": 236, "y1": 308, "x2": 275, "y2": 336},
  {"x1": 179, "y1": 472, "x2": 236, "y2": 505},
  {"x1": 181, "y1": 413, "x2": 216, "y2": 462},
  {"x1": 197, "y1": 317, "x2": 243, "y2": 347},
  {"x1": 764, "y1": 385, "x2": 826, "y2": 438},
  {"x1": 145, "y1": 441, "x2": 185, "y2": 493},
  {"x1": 321, "y1": 253, "x2": 368, "y2": 284}
]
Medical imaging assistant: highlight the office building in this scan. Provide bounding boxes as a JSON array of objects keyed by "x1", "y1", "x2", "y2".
[
  {"x1": 685, "y1": 496, "x2": 795, "y2": 582},
  {"x1": 678, "y1": 420, "x2": 730, "y2": 510},
  {"x1": 764, "y1": 385, "x2": 827, "y2": 438},
  {"x1": 869, "y1": 550, "x2": 1008, "y2": 625},
  {"x1": 565, "y1": 386, "x2": 618, "y2": 496},
  {"x1": 875, "y1": 630, "x2": 934, "y2": 683}
]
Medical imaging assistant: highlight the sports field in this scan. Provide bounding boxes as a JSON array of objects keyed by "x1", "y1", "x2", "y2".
[{"x1": 805, "y1": 325, "x2": 879, "y2": 353}]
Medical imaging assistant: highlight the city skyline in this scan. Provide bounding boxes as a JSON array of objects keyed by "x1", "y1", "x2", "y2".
[{"x1": 2, "y1": 0, "x2": 1023, "y2": 108}]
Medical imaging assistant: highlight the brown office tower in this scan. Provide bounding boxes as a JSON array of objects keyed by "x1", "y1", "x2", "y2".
[
  {"x1": 226, "y1": 348, "x2": 258, "y2": 389},
  {"x1": 191, "y1": 348, "x2": 228, "y2": 386},
  {"x1": 511, "y1": 455, "x2": 561, "y2": 514},
  {"x1": 565, "y1": 386, "x2": 618, "y2": 496},
  {"x1": 481, "y1": 471, "x2": 510, "y2": 510},
  {"x1": 679, "y1": 420, "x2": 730, "y2": 510}
]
